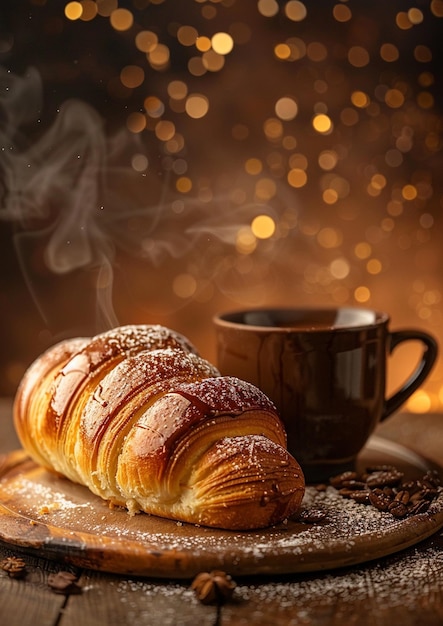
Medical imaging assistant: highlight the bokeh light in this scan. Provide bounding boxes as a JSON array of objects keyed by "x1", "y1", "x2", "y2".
[{"x1": 0, "y1": 0, "x2": 442, "y2": 412}]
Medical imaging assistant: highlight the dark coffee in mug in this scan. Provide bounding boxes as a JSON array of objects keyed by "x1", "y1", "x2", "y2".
[{"x1": 213, "y1": 307, "x2": 438, "y2": 482}]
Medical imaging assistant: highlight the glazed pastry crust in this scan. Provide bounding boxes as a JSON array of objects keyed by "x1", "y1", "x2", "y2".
[{"x1": 13, "y1": 325, "x2": 305, "y2": 530}]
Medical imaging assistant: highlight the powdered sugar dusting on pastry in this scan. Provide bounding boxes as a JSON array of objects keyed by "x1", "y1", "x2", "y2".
[
  {"x1": 175, "y1": 376, "x2": 277, "y2": 414},
  {"x1": 94, "y1": 324, "x2": 199, "y2": 356},
  {"x1": 13, "y1": 324, "x2": 305, "y2": 530}
]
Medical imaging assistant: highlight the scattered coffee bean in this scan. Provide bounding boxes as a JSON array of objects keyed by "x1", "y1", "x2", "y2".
[{"x1": 327, "y1": 466, "x2": 442, "y2": 519}]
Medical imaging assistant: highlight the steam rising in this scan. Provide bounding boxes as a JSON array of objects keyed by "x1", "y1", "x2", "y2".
[
  {"x1": 1, "y1": 68, "x2": 148, "y2": 274},
  {"x1": 0, "y1": 67, "x2": 270, "y2": 330}
]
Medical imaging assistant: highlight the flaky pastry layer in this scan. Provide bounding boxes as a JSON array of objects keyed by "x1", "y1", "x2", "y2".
[{"x1": 13, "y1": 324, "x2": 305, "y2": 530}]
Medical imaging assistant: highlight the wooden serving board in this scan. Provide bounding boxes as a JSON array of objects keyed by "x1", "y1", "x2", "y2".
[{"x1": 0, "y1": 436, "x2": 442, "y2": 579}]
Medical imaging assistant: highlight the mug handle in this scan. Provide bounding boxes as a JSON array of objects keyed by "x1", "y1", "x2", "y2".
[{"x1": 382, "y1": 330, "x2": 439, "y2": 420}]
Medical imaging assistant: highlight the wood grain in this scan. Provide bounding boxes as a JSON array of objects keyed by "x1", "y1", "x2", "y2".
[
  {"x1": 0, "y1": 543, "x2": 74, "y2": 626},
  {"x1": 1, "y1": 400, "x2": 443, "y2": 626},
  {"x1": 0, "y1": 438, "x2": 442, "y2": 579}
]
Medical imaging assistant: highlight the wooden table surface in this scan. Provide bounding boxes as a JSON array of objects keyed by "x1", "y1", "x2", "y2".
[{"x1": 1, "y1": 397, "x2": 442, "y2": 626}]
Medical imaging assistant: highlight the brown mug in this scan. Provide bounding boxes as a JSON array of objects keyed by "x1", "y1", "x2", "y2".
[{"x1": 213, "y1": 307, "x2": 438, "y2": 482}]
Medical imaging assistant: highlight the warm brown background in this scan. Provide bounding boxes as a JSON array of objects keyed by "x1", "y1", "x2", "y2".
[{"x1": 1, "y1": 1, "x2": 442, "y2": 411}]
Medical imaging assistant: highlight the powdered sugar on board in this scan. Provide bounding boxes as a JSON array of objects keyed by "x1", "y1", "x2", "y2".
[
  {"x1": 0, "y1": 442, "x2": 442, "y2": 578},
  {"x1": 108, "y1": 542, "x2": 442, "y2": 618}
]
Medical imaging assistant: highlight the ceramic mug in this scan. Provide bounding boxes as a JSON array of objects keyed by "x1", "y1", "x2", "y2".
[{"x1": 213, "y1": 307, "x2": 438, "y2": 482}]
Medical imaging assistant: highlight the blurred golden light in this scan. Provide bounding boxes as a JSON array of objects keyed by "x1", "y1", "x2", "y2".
[
  {"x1": 329, "y1": 257, "x2": 350, "y2": 279},
  {"x1": 185, "y1": 94, "x2": 209, "y2": 119},
  {"x1": 144, "y1": 96, "x2": 164, "y2": 118},
  {"x1": 396, "y1": 11, "x2": 413, "y2": 29},
  {"x1": 155, "y1": 120, "x2": 175, "y2": 141},
  {"x1": 167, "y1": 80, "x2": 188, "y2": 100},
  {"x1": 282, "y1": 135, "x2": 297, "y2": 149},
  {"x1": 148, "y1": 44, "x2": 170, "y2": 69},
  {"x1": 131, "y1": 154, "x2": 149, "y2": 172},
  {"x1": 202, "y1": 50, "x2": 225, "y2": 72},
  {"x1": 332, "y1": 4, "x2": 352, "y2": 22},
  {"x1": 366, "y1": 258, "x2": 382, "y2": 275},
  {"x1": 236, "y1": 227, "x2": 257, "y2": 254},
  {"x1": 306, "y1": 42, "x2": 328, "y2": 62},
  {"x1": 120, "y1": 65, "x2": 145, "y2": 89},
  {"x1": 321, "y1": 174, "x2": 350, "y2": 198},
  {"x1": 196, "y1": 36, "x2": 211, "y2": 52},
  {"x1": 263, "y1": 118, "x2": 283, "y2": 140},
  {"x1": 417, "y1": 92, "x2": 434, "y2": 109},
  {"x1": 312, "y1": 113, "x2": 333, "y2": 134},
  {"x1": 385, "y1": 149, "x2": 403, "y2": 167},
  {"x1": 172, "y1": 273, "x2": 197, "y2": 299},
  {"x1": 188, "y1": 57, "x2": 206, "y2": 77},
  {"x1": 110, "y1": 8, "x2": 134, "y2": 31},
  {"x1": 323, "y1": 189, "x2": 338, "y2": 204},
  {"x1": 354, "y1": 286, "x2": 371, "y2": 303},
  {"x1": 431, "y1": 0, "x2": 443, "y2": 16},
  {"x1": 275, "y1": 97, "x2": 298, "y2": 121},
  {"x1": 165, "y1": 133, "x2": 185, "y2": 154},
  {"x1": 96, "y1": 0, "x2": 117, "y2": 17},
  {"x1": 381, "y1": 218, "x2": 395, "y2": 232},
  {"x1": 414, "y1": 45, "x2": 432, "y2": 63},
  {"x1": 274, "y1": 43, "x2": 292, "y2": 60},
  {"x1": 285, "y1": 1, "x2": 307, "y2": 21},
  {"x1": 402, "y1": 184, "x2": 418, "y2": 200},
  {"x1": 288, "y1": 153, "x2": 308, "y2": 170},
  {"x1": 371, "y1": 174, "x2": 387, "y2": 190},
  {"x1": 406, "y1": 390, "x2": 432, "y2": 413},
  {"x1": 285, "y1": 37, "x2": 307, "y2": 61},
  {"x1": 341, "y1": 107, "x2": 359, "y2": 126},
  {"x1": 351, "y1": 90, "x2": 370, "y2": 108},
  {"x1": 314, "y1": 79, "x2": 328, "y2": 94},
  {"x1": 380, "y1": 43, "x2": 399, "y2": 62},
  {"x1": 354, "y1": 242, "x2": 372, "y2": 259},
  {"x1": 420, "y1": 213, "x2": 434, "y2": 228},
  {"x1": 425, "y1": 132, "x2": 440, "y2": 152},
  {"x1": 126, "y1": 112, "x2": 146, "y2": 133},
  {"x1": 65, "y1": 2, "x2": 82, "y2": 20},
  {"x1": 419, "y1": 71, "x2": 435, "y2": 88},
  {"x1": 408, "y1": 7, "x2": 424, "y2": 24},
  {"x1": 385, "y1": 88, "x2": 405, "y2": 108},
  {"x1": 171, "y1": 158, "x2": 187, "y2": 175},
  {"x1": 317, "y1": 227, "x2": 342, "y2": 248},
  {"x1": 251, "y1": 215, "x2": 276, "y2": 239},
  {"x1": 79, "y1": 1, "x2": 97, "y2": 21},
  {"x1": 396, "y1": 133, "x2": 413, "y2": 152},
  {"x1": 201, "y1": 5, "x2": 217, "y2": 19},
  {"x1": 177, "y1": 26, "x2": 198, "y2": 47},
  {"x1": 245, "y1": 158, "x2": 263, "y2": 175},
  {"x1": 318, "y1": 150, "x2": 338, "y2": 170},
  {"x1": 348, "y1": 46, "x2": 370, "y2": 67},
  {"x1": 257, "y1": 0, "x2": 279, "y2": 18},
  {"x1": 176, "y1": 177, "x2": 192, "y2": 193},
  {"x1": 211, "y1": 32, "x2": 234, "y2": 55},
  {"x1": 135, "y1": 31, "x2": 158, "y2": 53},
  {"x1": 255, "y1": 177, "x2": 277, "y2": 200},
  {"x1": 287, "y1": 168, "x2": 307, "y2": 188}
]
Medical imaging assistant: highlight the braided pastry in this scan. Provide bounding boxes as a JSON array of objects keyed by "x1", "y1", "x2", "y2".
[{"x1": 13, "y1": 325, "x2": 305, "y2": 530}]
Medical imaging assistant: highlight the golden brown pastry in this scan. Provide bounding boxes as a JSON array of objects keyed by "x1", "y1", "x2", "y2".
[{"x1": 13, "y1": 325, "x2": 305, "y2": 530}]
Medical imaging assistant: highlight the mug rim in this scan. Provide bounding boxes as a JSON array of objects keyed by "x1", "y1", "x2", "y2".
[{"x1": 213, "y1": 306, "x2": 390, "y2": 332}]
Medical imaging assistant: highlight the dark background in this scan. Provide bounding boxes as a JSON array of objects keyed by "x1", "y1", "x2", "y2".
[{"x1": 1, "y1": 0, "x2": 442, "y2": 408}]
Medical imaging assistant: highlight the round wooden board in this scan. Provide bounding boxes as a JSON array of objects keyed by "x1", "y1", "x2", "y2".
[{"x1": 0, "y1": 436, "x2": 442, "y2": 579}]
